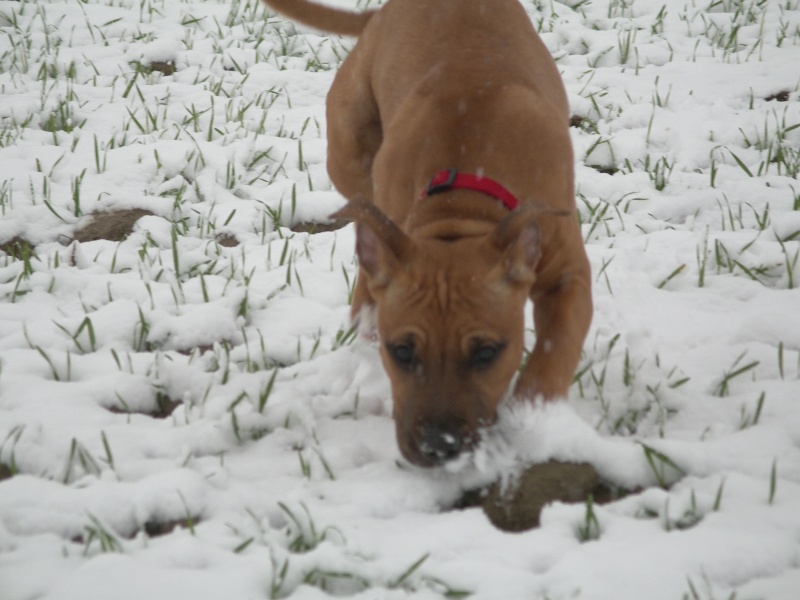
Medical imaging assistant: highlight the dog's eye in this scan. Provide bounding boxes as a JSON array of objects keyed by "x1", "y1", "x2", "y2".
[
  {"x1": 470, "y1": 344, "x2": 503, "y2": 369},
  {"x1": 387, "y1": 342, "x2": 415, "y2": 368}
]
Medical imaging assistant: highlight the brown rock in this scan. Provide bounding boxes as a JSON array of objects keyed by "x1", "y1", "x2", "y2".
[{"x1": 482, "y1": 461, "x2": 599, "y2": 532}]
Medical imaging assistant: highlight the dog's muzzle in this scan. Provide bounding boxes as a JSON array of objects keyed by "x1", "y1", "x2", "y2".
[{"x1": 414, "y1": 421, "x2": 467, "y2": 466}]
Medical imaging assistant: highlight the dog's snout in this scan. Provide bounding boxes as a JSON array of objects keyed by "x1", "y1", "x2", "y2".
[{"x1": 417, "y1": 422, "x2": 465, "y2": 465}]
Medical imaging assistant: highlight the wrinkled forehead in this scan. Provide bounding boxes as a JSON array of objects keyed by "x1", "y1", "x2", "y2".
[{"x1": 376, "y1": 250, "x2": 521, "y2": 334}]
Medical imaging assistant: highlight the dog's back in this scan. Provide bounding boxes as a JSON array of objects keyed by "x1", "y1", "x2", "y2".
[{"x1": 262, "y1": 0, "x2": 568, "y2": 126}]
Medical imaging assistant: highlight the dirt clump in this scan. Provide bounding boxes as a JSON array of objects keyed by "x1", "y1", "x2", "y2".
[
  {"x1": 142, "y1": 518, "x2": 197, "y2": 537},
  {"x1": 0, "y1": 237, "x2": 35, "y2": 259},
  {"x1": 148, "y1": 61, "x2": 176, "y2": 75},
  {"x1": 765, "y1": 90, "x2": 790, "y2": 102},
  {"x1": 569, "y1": 114, "x2": 586, "y2": 128},
  {"x1": 216, "y1": 233, "x2": 239, "y2": 247}
]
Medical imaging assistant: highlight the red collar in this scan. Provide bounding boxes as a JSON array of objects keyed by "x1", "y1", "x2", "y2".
[{"x1": 421, "y1": 169, "x2": 520, "y2": 211}]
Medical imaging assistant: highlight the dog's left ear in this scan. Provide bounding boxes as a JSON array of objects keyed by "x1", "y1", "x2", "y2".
[{"x1": 489, "y1": 209, "x2": 542, "y2": 286}]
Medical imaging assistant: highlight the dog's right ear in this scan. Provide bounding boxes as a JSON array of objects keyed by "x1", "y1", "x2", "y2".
[
  {"x1": 489, "y1": 208, "x2": 542, "y2": 287},
  {"x1": 331, "y1": 201, "x2": 414, "y2": 287}
]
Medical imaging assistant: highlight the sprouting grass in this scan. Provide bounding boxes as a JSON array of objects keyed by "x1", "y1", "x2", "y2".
[
  {"x1": 713, "y1": 352, "x2": 760, "y2": 397},
  {"x1": 640, "y1": 443, "x2": 686, "y2": 489},
  {"x1": 573, "y1": 495, "x2": 599, "y2": 542},
  {"x1": 768, "y1": 459, "x2": 778, "y2": 504},
  {"x1": 644, "y1": 155, "x2": 674, "y2": 192},
  {"x1": 684, "y1": 575, "x2": 737, "y2": 600},
  {"x1": 279, "y1": 501, "x2": 344, "y2": 553},
  {"x1": 657, "y1": 263, "x2": 686, "y2": 289},
  {"x1": 0, "y1": 425, "x2": 25, "y2": 477},
  {"x1": 739, "y1": 391, "x2": 766, "y2": 429},
  {"x1": 258, "y1": 367, "x2": 279, "y2": 413},
  {"x1": 83, "y1": 513, "x2": 123, "y2": 555},
  {"x1": 53, "y1": 316, "x2": 97, "y2": 354},
  {"x1": 63, "y1": 438, "x2": 102, "y2": 484}
]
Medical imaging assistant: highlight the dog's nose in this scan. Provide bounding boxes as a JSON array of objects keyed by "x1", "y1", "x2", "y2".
[{"x1": 417, "y1": 423, "x2": 464, "y2": 465}]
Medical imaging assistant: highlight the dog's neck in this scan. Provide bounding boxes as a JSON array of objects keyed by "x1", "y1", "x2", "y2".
[
  {"x1": 405, "y1": 170, "x2": 520, "y2": 241},
  {"x1": 406, "y1": 189, "x2": 513, "y2": 241},
  {"x1": 422, "y1": 169, "x2": 521, "y2": 211}
]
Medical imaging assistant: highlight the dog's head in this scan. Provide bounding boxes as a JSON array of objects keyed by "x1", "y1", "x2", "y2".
[{"x1": 334, "y1": 201, "x2": 542, "y2": 467}]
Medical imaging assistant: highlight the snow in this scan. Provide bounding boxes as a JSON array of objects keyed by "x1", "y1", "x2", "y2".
[{"x1": 1, "y1": 0, "x2": 800, "y2": 598}]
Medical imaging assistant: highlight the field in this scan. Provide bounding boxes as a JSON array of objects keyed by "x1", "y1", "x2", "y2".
[{"x1": 1, "y1": 0, "x2": 800, "y2": 598}]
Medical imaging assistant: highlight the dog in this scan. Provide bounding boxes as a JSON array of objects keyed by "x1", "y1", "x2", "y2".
[{"x1": 261, "y1": 0, "x2": 592, "y2": 467}]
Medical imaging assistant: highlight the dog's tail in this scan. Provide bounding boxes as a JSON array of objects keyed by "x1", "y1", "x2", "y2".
[{"x1": 261, "y1": 0, "x2": 375, "y2": 37}]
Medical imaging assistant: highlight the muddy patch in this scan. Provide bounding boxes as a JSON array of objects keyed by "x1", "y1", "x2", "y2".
[
  {"x1": 141, "y1": 517, "x2": 197, "y2": 538},
  {"x1": 74, "y1": 516, "x2": 200, "y2": 547},
  {"x1": 0, "y1": 463, "x2": 13, "y2": 482},
  {"x1": 587, "y1": 164, "x2": 620, "y2": 176},
  {"x1": 74, "y1": 209, "x2": 154, "y2": 243},
  {"x1": 107, "y1": 392, "x2": 182, "y2": 420},
  {"x1": 291, "y1": 219, "x2": 350, "y2": 234}
]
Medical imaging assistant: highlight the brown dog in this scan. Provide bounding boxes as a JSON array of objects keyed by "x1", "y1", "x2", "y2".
[{"x1": 261, "y1": 0, "x2": 592, "y2": 467}]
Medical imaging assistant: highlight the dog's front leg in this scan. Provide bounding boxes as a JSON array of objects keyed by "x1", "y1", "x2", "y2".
[{"x1": 515, "y1": 274, "x2": 592, "y2": 401}]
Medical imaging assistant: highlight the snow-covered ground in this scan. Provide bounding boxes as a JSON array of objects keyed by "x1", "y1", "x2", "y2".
[{"x1": 1, "y1": 0, "x2": 800, "y2": 598}]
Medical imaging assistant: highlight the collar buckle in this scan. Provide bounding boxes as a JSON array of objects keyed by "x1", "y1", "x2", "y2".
[{"x1": 425, "y1": 168, "x2": 458, "y2": 196}]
